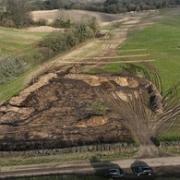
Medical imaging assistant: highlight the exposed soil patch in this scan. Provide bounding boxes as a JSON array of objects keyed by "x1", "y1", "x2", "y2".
[{"x1": 0, "y1": 66, "x2": 162, "y2": 150}]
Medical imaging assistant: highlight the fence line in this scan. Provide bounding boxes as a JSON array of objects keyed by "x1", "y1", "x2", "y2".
[
  {"x1": 0, "y1": 142, "x2": 137, "y2": 157},
  {"x1": 0, "y1": 141, "x2": 179, "y2": 157}
]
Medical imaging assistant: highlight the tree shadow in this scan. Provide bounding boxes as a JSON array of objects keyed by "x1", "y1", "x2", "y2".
[
  {"x1": 130, "y1": 160, "x2": 155, "y2": 180},
  {"x1": 89, "y1": 155, "x2": 125, "y2": 179},
  {"x1": 89, "y1": 157, "x2": 157, "y2": 180}
]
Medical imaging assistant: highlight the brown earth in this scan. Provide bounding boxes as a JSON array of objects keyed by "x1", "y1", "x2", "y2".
[{"x1": 0, "y1": 64, "x2": 161, "y2": 150}]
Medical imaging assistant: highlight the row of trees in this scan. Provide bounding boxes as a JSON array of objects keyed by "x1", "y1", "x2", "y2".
[
  {"x1": 1, "y1": 0, "x2": 180, "y2": 27},
  {"x1": 30, "y1": 0, "x2": 104, "y2": 11},
  {"x1": 30, "y1": 0, "x2": 73, "y2": 10},
  {"x1": 30, "y1": 0, "x2": 180, "y2": 13},
  {"x1": 104, "y1": 0, "x2": 180, "y2": 13},
  {"x1": 39, "y1": 18, "x2": 98, "y2": 56}
]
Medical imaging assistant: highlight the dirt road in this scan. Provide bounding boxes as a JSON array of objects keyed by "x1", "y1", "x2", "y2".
[{"x1": 0, "y1": 156, "x2": 180, "y2": 179}]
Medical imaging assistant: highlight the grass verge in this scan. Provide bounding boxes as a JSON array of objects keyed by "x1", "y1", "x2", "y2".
[{"x1": 0, "y1": 151, "x2": 136, "y2": 167}]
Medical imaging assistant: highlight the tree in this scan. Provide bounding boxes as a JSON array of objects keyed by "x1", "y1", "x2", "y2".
[
  {"x1": 3, "y1": 0, "x2": 30, "y2": 27},
  {"x1": 103, "y1": 0, "x2": 180, "y2": 13},
  {"x1": 95, "y1": 64, "x2": 180, "y2": 157}
]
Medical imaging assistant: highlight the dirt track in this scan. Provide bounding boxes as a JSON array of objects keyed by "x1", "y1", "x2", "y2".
[{"x1": 0, "y1": 156, "x2": 180, "y2": 179}]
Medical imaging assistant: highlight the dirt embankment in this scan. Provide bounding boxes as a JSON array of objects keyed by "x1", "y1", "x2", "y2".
[{"x1": 0, "y1": 64, "x2": 162, "y2": 150}]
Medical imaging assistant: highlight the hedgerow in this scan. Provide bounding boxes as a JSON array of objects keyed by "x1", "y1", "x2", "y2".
[{"x1": 39, "y1": 21, "x2": 97, "y2": 55}]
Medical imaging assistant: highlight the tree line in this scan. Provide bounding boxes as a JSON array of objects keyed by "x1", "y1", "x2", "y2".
[
  {"x1": 104, "y1": 0, "x2": 180, "y2": 13},
  {"x1": 30, "y1": 0, "x2": 180, "y2": 13},
  {"x1": 30, "y1": 0, "x2": 104, "y2": 11}
]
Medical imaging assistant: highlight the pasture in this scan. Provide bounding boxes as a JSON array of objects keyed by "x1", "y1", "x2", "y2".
[
  {"x1": 0, "y1": 27, "x2": 49, "y2": 102},
  {"x1": 119, "y1": 8, "x2": 180, "y2": 91},
  {"x1": 0, "y1": 26, "x2": 47, "y2": 56}
]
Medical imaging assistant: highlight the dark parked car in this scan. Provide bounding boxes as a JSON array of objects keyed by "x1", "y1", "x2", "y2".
[
  {"x1": 107, "y1": 168, "x2": 125, "y2": 178},
  {"x1": 131, "y1": 165, "x2": 153, "y2": 176}
]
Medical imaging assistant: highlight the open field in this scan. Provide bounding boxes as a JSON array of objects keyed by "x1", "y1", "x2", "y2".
[
  {"x1": 0, "y1": 27, "x2": 50, "y2": 102},
  {"x1": 119, "y1": 8, "x2": 180, "y2": 90},
  {"x1": 0, "y1": 27, "x2": 48, "y2": 56}
]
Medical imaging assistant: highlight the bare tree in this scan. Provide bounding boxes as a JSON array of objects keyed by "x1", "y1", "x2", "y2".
[{"x1": 95, "y1": 64, "x2": 180, "y2": 157}]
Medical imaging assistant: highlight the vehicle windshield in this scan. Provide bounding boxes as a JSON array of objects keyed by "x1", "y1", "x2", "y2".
[{"x1": 109, "y1": 169, "x2": 122, "y2": 173}]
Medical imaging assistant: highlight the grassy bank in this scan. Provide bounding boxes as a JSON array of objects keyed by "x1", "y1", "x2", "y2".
[
  {"x1": 0, "y1": 27, "x2": 47, "y2": 56},
  {"x1": 0, "y1": 27, "x2": 49, "y2": 102},
  {"x1": 119, "y1": 9, "x2": 180, "y2": 90},
  {"x1": 0, "y1": 151, "x2": 135, "y2": 167}
]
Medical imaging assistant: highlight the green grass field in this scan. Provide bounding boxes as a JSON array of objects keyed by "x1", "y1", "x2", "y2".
[
  {"x1": 0, "y1": 27, "x2": 47, "y2": 55},
  {"x1": 119, "y1": 9, "x2": 180, "y2": 91},
  {"x1": 90, "y1": 9, "x2": 180, "y2": 91},
  {"x1": 0, "y1": 27, "x2": 49, "y2": 102}
]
